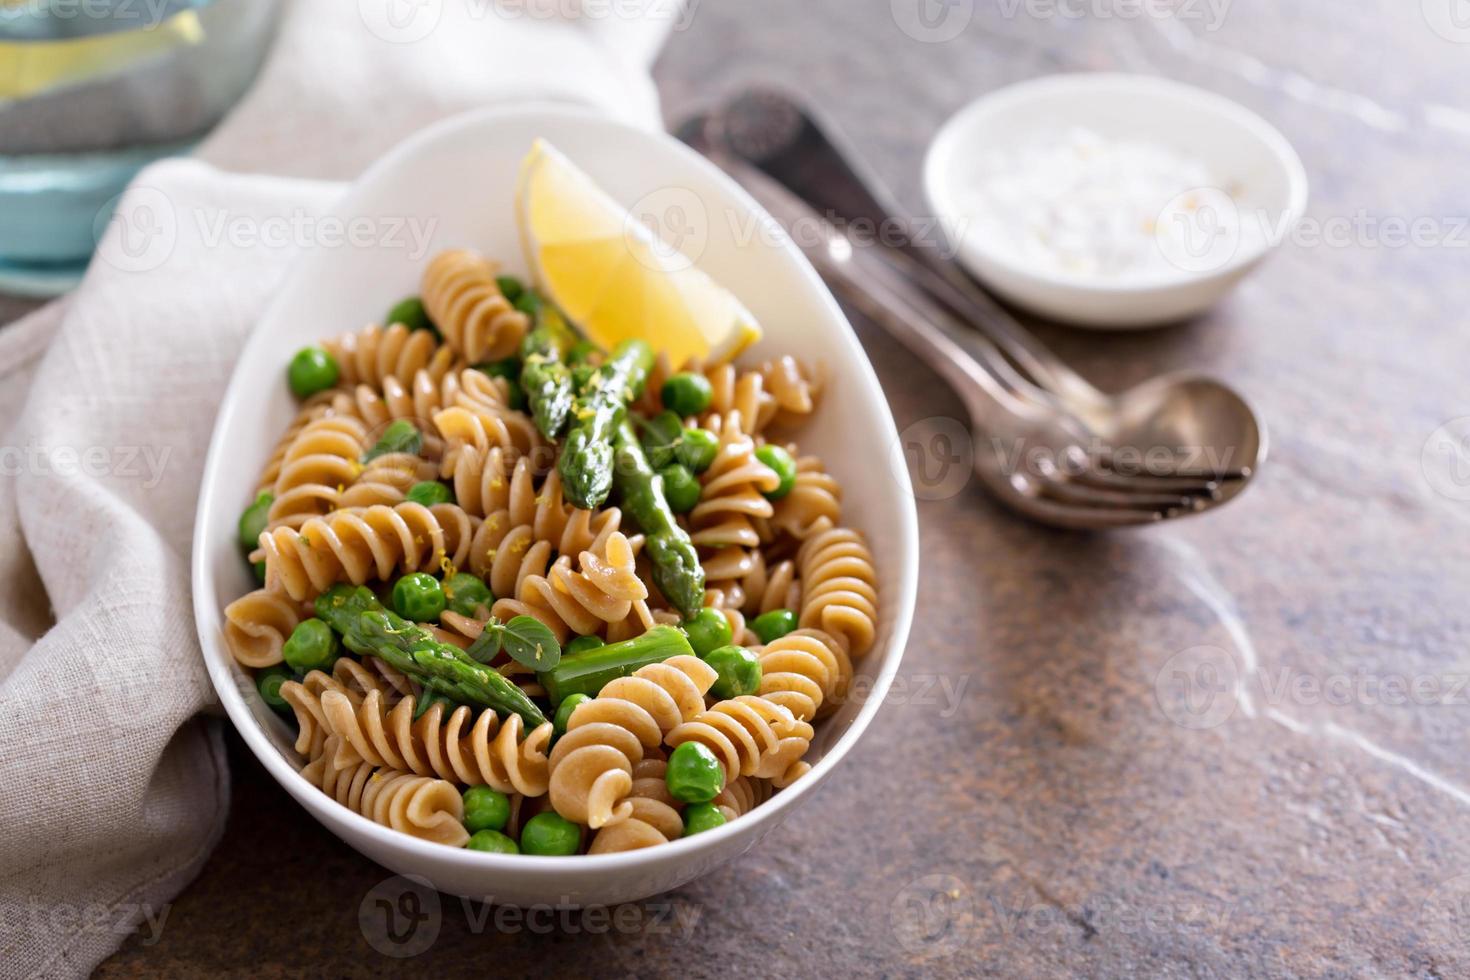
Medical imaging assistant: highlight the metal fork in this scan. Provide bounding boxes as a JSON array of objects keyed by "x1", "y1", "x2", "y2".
[
  {"x1": 678, "y1": 101, "x2": 1266, "y2": 527},
  {"x1": 684, "y1": 135, "x2": 1257, "y2": 526}
]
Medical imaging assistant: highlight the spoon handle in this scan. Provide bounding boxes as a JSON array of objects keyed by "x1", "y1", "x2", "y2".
[
  {"x1": 708, "y1": 91, "x2": 1108, "y2": 413},
  {"x1": 713, "y1": 152, "x2": 1041, "y2": 433}
]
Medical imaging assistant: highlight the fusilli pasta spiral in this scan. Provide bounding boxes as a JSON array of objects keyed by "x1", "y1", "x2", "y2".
[
  {"x1": 258, "y1": 501, "x2": 474, "y2": 601},
  {"x1": 734, "y1": 551, "x2": 800, "y2": 618},
  {"x1": 713, "y1": 775, "x2": 771, "y2": 822},
  {"x1": 755, "y1": 628, "x2": 852, "y2": 723},
  {"x1": 698, "y1": 356, "x2": 822, "y2": 435},
  {"x1": 664, "y1": 695, "x2": 813, "y2": 790},
  {"x1": 266, "y1": 415, "x2": 370, "y2": 529},
  {"x1": 796, "y1": 522, "x2": 879, "y2": 658},
  {"x1": 280, "y1": 658, "x2": 403, "y2": 761},
  {"x1": 323, "y1": 322, "x2": 460, "y2": 392},
  {"x1": 421, "y1": 250, "x2": 530, "y2": 363},
  {"x1": 223, "y1": 589, "x2": 308, "y2": 668},
  {"x1": 689, "y1": 413, "x2": 779, "y2": 593},
  {"x1": 770, "y1": 452, "x2": 842, "y2": 541},
  {"x1": 490, "y1": 530, "x2": 654, "y2": 642},
  {"x1": 548, "y1": 655, "x2": 716, "y2": 828},
  {"x1": 347, "y1": 366, "x2": 508, "y2": 437},
  {"x1": 587, "y1": 755, "x2": 685, "y2": 854},
  {"x1": 434, "y1": 405, "x2": 543, "y2": 505},
  {"x1": 319, "y1": 688, "x2": 555, "y2": 798},
  {"x1": 337, "y1": 452, "x2": 440, "y2": 509},
  {"x1": 256, "y1": 389, "x2": 360, "y2": 493},
  {"x1": 303, "y1": 736, "x2": 469, "y2": 847}
]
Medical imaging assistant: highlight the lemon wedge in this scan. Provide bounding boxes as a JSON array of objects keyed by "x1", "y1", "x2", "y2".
[{"x1": 516, "y1": 138, "x2": 761, "y2": 368}]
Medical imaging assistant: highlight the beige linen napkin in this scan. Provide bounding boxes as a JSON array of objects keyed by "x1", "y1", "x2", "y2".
[{"x1": 0, "y1": 2, "x2": 676, "y2": 975}]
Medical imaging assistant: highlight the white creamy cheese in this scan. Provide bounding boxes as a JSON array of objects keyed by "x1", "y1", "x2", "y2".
[{"x1": 955, "y1": 127, "x2": 1255, "y2": 282}]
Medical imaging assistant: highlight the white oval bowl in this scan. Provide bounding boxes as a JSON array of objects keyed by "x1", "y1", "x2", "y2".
[
  {"x1": 924, "y1": 73, "x2": 1308, "y2": 329},
  {"x1": 192, "y1": 104, "x2": 919, "y2": 906}
]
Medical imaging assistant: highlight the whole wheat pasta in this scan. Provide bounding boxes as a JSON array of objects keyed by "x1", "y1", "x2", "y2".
[
  {"x1": 257, "y1": 501, "x2": 471, "y2": 602},
  {"x1": 323, "y1": 322, "x2": 460, "y2": 393},
  {"x1": 266, "y1": 415, "x2": 370, "y2": 529},
  {"x1": 226, "y1": 236, "x2": 880, "y2": 856},
  {"x1": 548, "y1": 655, "x2": 716, "y2": 828},
  {"x1": 319, "y1": 688, "x2": 555, "y2": 797},
  {"x1": 303, "y1": 736, "x2": 469, "y2": 847},
  {"x1": 664, "y1": 695, "x2": 814, "y2": 790},
  {"x1": 795, "y1": 520, "x2": 879, "y2": 658},
  {"x1": 421, "y1": 249, "x2": 529, "y2": 363},
  {"x1": 223, "y1": 589, "x2": 309, "y2": 668}
]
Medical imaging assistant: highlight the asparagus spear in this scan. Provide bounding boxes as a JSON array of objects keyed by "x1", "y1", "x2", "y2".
[
  {"x1": 537, "y1": 625, "x2": 695, "y2": 705},
  {"x1": 518, "y1": 327, "x2": 574, "y2": 439},
  {"x1": 314, "y1": 586, "x2": 546, "y2": 727},
  {"x1": 558, "y1": 339, "x2": 654, "y2": 510},
  {"x1": 612, "y1": 418, "x2": 705, "y2": 618}
]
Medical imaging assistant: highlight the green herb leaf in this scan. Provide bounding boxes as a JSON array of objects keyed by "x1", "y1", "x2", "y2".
[
  {"x1": 413, "y1": 691, "x2": 451, "y2": 721},
  {"x1": 465, "y1": 625, "x2": 502, "y2": 664},
  {"x1": 362, "y1": 419, "x2": 423, "y2": 463},
  {"x1": 499, "y1": 615, "x2": 562, "y2": 671},
  {"x1": 637, "y1": 410, "x2": 685, "y2": 470}
]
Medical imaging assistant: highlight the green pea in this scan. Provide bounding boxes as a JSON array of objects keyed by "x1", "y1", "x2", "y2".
[
  {"x1": 287, "y1": 346, "x2": 339, "y2": 398},
  {"x1": 659, "y1": 463, "x2": 700, "y2": 514},
  {"x1": 405, "y1": 481, "x2": 453, "y2": 507},
  {"x1": 565, "y1": 635, "x2": 606, "y2": 656},
  {"x1": 678, "y1": 427, "x2": 719, "y2": 473},
  {"x1": 666, "y1": 741, "x2": 723, "y2": 804},
  {"x1": 462, "y1": 786, "x2": 511, "y2": 833},
  {"x1": 443, "y1": 572, "x2": 492, "y2": 617},
  {"x1": 754, "y1": 444, "x2": 797, "y2": 500},
  {"x1": 682, "y1": 608, "x2": 732, "y2": 658},
  {"x1": 466, "y1": 830, "x2": 519, "y2": 854},
  {"x1": 661, "y1": 372, "x2": 713, "y2": 417},
  {"x1": 281, "y1": 618, "x2": 339, "y2": 673},
  {"x1": 704, "y1": 644, "x2": 762, "y2": 699},
  {"x1": 238, "y1": 491, "x2": 273, "y2": 552},
  {"x1": 253, "y1": 560, "x2": 267, "y2": 585},
  {"x1": 475, "y1": 358, "x2": 526, "y2": 410},
  {"x1": 495, "y1": 275, "x2": 525, "y2": 303},
  {"x1": 553, "y1": 692, "x2": 592, "y2": 735},
  {"x1": 386, "y1": 296, "x2": 433, "y2": 333},
  {"x1": 750, "y1": 608, "x2": 798, "y2": 644},
  {"x1": 255, "y1": 664, "x2": 294, "y2": 712},
  {"x1": 520, "y1": 812, "x2": 580, "y2": 856},
  {"x1": 392, "y1": 572, "x2": 446, "y2": 622},
  {"x1": 682, "y1": 802, "x2": 727, "y2": 837}
]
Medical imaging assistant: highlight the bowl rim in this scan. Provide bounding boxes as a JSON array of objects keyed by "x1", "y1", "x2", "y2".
[
  {"x1": 191, "y1": 102, "x2": 919, "y2": 875},
  {"x1": 923, "y1": 71, "x2": 1310, "y2": 296}
]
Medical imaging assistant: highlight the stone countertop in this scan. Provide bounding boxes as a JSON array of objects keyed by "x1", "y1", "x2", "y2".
[{"x1": 94, "y1": 1, "x2": 1470, "y2": 975}]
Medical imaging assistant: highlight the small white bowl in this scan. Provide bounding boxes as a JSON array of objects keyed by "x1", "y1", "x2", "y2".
[
  {"x1": 192, "y1": 104, "x2": 918, "y2": 906},
  {"x1": 923, "y1": 73, "x2": 1308, "y2": 329}
]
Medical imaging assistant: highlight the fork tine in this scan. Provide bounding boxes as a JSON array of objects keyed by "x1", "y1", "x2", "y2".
[
  {"x1": 1071, "y1": 466, "x2": 1223, "y2": 499},
  {"x1": 1034, "y1": 471, "x2": 1194, "y2": 510},
  {"x1": 1092, "y1": 448, "x2": 1251, "y2": 483},
  {"x1": 1020, "y1": 495, "x2": 1168, "y2": 528}
]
